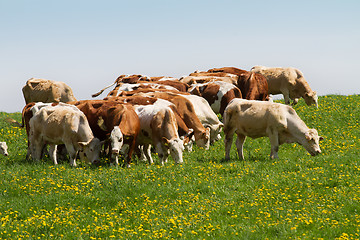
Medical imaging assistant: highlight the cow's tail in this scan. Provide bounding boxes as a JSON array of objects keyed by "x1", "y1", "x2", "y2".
[
  {"x1": 5, "y1": 117, "x2": 23, "y2": 128},
  {"x1": 91, "y1": 81, "x2": 117, "y2": 98}
]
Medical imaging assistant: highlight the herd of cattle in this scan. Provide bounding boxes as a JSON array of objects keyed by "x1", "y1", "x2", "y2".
[{"x1": 2, "y1": 66, "x2": 323, "y2": 167}]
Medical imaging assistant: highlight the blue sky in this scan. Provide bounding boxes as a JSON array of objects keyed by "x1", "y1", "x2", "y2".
[{"x1": 1, "y1": 0, "x2": 359, "y2": 112}]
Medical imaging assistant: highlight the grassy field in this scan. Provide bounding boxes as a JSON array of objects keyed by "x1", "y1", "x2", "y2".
[{"x1": 0, "y1": 95, "x2": 359, "y2": 239}]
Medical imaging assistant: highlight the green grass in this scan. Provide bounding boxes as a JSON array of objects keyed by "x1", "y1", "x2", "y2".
[{"x1": 0, "y1": 95, "x2": 359, "y2": 239}]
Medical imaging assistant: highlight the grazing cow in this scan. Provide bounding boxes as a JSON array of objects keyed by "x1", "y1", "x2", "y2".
[
  {"x1": 207, "y1": 67, "x2": 269, "y2": 101},
  {"x1": 188, "y1": 81, "x2": 243, "y2": 116},
  {"x1": 251, "y1": 66, "x2": 318, "y2": 107},
  {"x1": 29, "y1": 104, "x2": 103, "y2": 166},
  {"x1": 223, "y1": 99, "x2": 323, "y2": 160},
  {"x1": 70, "y1": 100, "x2": 140, "y2": 167},
  {"x1": 134, "y1": 103, "x2": 185, "y2": 165},
  {"x1": 106, "y1": 95, "x2": 195, "y2": 152},
  {"x1": 0, "y1": 142, "x2": 8, "y2": 156},
  {"x1": 7, "y1": 102, "x2": 75, "y2": 160},
  {"x1": 177, "y1": 94, "x2": 224, "y2": 144},
  {"x1": 22, "y1": 78, "x2": 77, "y2": 104},
  {"x1": 139, "y1": 92, "x2": 211, "y2": 150}
]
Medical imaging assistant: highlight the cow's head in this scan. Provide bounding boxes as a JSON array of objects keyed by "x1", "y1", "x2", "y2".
[
  {"x1": 162, "y1": 137, "x2": 184, "y2": 164},
  {"x1": 302, "y1": 129, "x2": 323, "y2": 156},
  {"x1": 0, "y1": 142, "x2": 8, "y2": 156},
  {"x1": 110, "y1": 126, "x2": 123, "y2": 156},
  {"x1": 304, "y1": 91, "x2": 318, "y2": 108},
  {"x1": 194, "y1": 127, "x2": 211, "y2": 150},
  {"x1": 78, "y1": 138, "x2": 104, "y2": 164}
]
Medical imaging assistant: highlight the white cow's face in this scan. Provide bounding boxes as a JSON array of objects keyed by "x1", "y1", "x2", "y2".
[
  {"x1": 79, "y1": 138, "x2": 103, "y2": 164},
  {"x1": 110, "y1": 126, "x2": 123, "y2": 155},
  {"x1": 304, "y1": 91, "x2": 318, "y2": 108},
  {"x1": 0, "y1": 142, "x2": 8, "y2": 156},
  {"x1": 165, "y1": 138, "x2": 184, "y2": 164},
  {"x1": 302, "y1": 129, "x2": 323, "y2": 156}
]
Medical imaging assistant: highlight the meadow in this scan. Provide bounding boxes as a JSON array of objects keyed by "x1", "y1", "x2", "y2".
[{"x1": 0, "y1": 95, "x2": 359, "y2": 239}]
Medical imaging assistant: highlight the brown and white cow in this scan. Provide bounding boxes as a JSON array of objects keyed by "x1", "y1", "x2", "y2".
[
  {"x1": 136, "y1": 92, "x2": 211, "y2": 150},
  {"x1": 0, "y1": 142, "x2": 8, "y2": 156},
  {"x1": 29, "y1": 103, "x2": 103, "y2": 166},
  {"x1": 134, "y1": 103, "x2": 185, "y2": 165},
  {"x1": 251, "y1": 66, "x2": 318, "y2": 107},
  {"x1": 105, "y1": 95, "x2": 195, "y2": 152},
  {"x1": 223, "y1": 99, "x2": 322, "y2": 160},
  {"x1": 69, "y1": 100, "x2": 141, "y2": 167},
  {"x1": 207, "y1": 67, "x2": 269, "y2": 101},
  {"x1": 188, "y1": 81, "x2": 243, "y2": 116},
  {"x1": 176, "y1": 94, "x2": 224, "y2": 144},
  {"x1": 22, "y1": 78, "x2": 77, "y2": 104}
]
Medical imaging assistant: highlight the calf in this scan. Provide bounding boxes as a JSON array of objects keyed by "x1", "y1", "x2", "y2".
[
  {"x1": 223, "y1": 99, "x2": 322, "y2": 160},
  {"x1": 29, "y1": 104, "x2": 103, "y2": 166},
  {"x1": 0, "y1": 142, "x2": 8, "y2": 156},
  {"x1": 134, "y1": 104, "x2": 184, "y2": 165}
]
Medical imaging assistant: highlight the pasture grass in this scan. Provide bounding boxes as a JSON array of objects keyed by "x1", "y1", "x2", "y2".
[{"x1": 0, "y1": 95, "x2": 359, "y2": 239}]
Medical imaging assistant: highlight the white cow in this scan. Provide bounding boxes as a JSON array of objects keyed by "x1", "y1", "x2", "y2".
[
  {"x1": 223, "y1": 99, "x2": 322, "y2": 160},
  {"x1": 134, "y1": 103, "x2": 184, "y2": 165},
  {"x1": 22, "y1": 78, "x2": 77, "y2": 104},
  {"x1": 179, "y1": 94, "x2": 224, "y2": 144},
  {"x1": 251, "y1": 66, "x2": 318, "y2": 107},
  {"x1": 29, "y1": 104, "x2": 103, "y2": 166},
  {"x1": 0, "y1": 142, "x2": 8, "y2": 156}
]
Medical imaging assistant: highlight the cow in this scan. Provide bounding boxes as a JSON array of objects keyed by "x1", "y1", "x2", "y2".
[
  {"x1": 134, "y1": 103, "x2": 185, "y2": 165},
  {"x1": 22, "y1": 78, "x2": 77, "y2": 104},
  {"x1": 28, "y1": 104, "x2": 103, "y2": 166},
  {"x1": 0, "y1": 142, "x2": 8, "y2": 156},
  {"x1": 69, "y1": 100, "x2": 140, "y2": 167},
  {"x1": 188, "y1": 81, "x2": 243, "y2": 116},
  {"x1": 105, "y1": 95, "x2": 195, "y2": 152},
  {"x1": 250, "y1": 66, "x2": 318, "y2": 107},
  {"x1": 207, "y1": 67, "x2": 269, "y2": 101},
  {"x1": 136, "y1": 92, "x2": 211, "y2": 150},
  {"x1": 176, "y1": 94, "x2": 224, "y2": 144},
  {"x1": 223, "y1": 99, "x2": 323, "y2": 160},
  {"x1": 7, "y1": 102, "x2": 75, "y2": 160}
]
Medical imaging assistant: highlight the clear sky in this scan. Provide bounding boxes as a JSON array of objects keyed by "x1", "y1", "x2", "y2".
[{"x1": 1, "y1": 0, "x2": 359, "y2": 112}]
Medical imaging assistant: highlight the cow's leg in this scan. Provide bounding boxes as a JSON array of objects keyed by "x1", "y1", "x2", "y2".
[
  {"x1": 224, "y1": 127, "x2": 236, "y2": 161},
  {"x1": 143, "y1": 144, "x2": 154, "y2": 165},
  {"x1": 292, "y1": 98, "x2": 299, "y2": 105},
  {"x1": 267, "y1": 128, "x2": 280, "y2": 159},
  {"x1": 155, "y1": 143, "x2": 166, "y2": 166},
  {"x1": 281, "y1": 88, "x2": 291, "y2": 105},
  {"x1": 235, "y1": 134, "x2": 246, "y2": 160},
  {"x1": 49, "y1": 144, "x2": 58, "y2": 165},
  {"x1": 66, "y1": 144, "x2": 77, "y2": 167}
]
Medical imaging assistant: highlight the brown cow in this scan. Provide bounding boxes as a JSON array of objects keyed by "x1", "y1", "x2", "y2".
[
  {"x1": 106, "y1": 95, "x2": 195, "y2": 152},
  {"x1": 69, "y1": 100, "x2": 140, "y2": 167},
  {"x1": 207, "y1": 67, "x2": 269, "y2": 101}
]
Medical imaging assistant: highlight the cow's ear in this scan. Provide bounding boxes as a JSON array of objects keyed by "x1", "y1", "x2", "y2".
[
  {"x1": 78, "y1": 141, "x2": 89, "y2": 149},
  {"x1": 305, "y1": 132, "x2": 311, "y2": 141},
  {"x1": 162, "y1": 137, "x2": 170, "y2": 146},
  {"x1": 319, "y1": 136, "x2": 324, "y2": 141}
]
